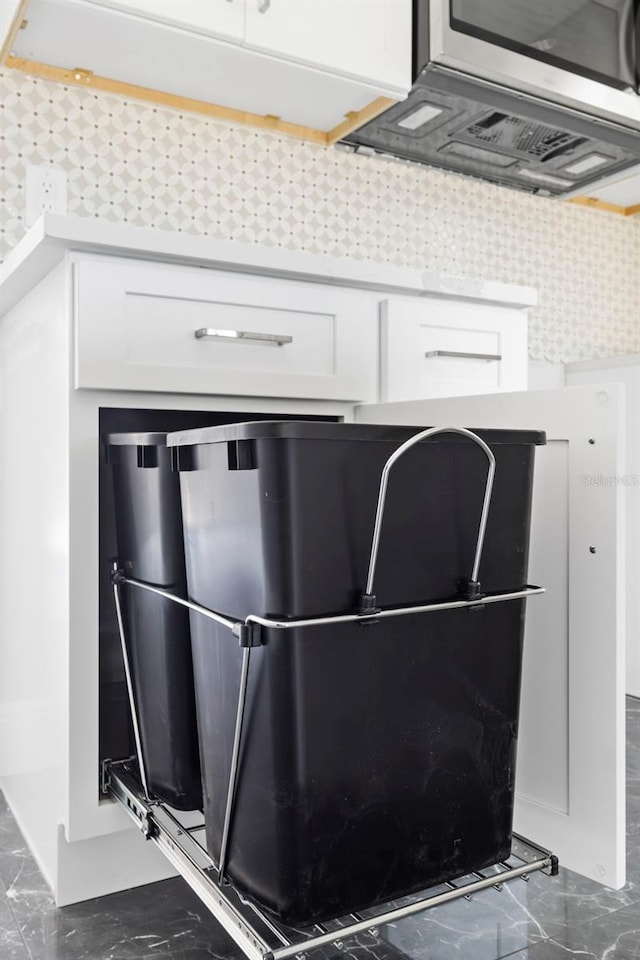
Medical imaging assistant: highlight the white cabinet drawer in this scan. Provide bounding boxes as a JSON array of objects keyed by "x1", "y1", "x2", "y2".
[
  {"x1": 74, "y1": 256, "x2": 377, "y2": 401},
  {"x1": 381, "y1": 298, "x2": 528, "y2": 402}
]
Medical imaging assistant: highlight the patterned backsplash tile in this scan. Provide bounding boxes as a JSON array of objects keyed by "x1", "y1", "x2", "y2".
[{"x1": 1, "y1": 68, "x2": 638, "y2": 362}]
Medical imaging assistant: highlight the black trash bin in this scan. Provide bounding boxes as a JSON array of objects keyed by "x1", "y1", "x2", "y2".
[
  {"x1": 168, "y1": 421, "x2": 545, "y2": 923},
  {"x1": 105, "y1": 432, "x2": 202, "y2": 811}
]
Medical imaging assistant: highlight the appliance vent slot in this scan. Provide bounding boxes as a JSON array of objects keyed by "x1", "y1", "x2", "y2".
[{"x1": 465, "y1": 113, "x2": 582, "y2": 158}]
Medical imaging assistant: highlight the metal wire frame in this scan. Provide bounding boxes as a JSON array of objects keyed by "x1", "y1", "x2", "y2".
[{"x1": 111, "y1": 569, "x2": 544, "y2": 885}]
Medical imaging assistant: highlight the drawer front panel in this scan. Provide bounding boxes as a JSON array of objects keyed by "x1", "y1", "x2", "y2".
[
  {"x1": 381, "y1": 298, "x2": 528, "y2": 402},
  {"x1": 74, "y1": 256, "x2": 377, "y2": 401},
  {"x1": 123, "y1": 293, "x2": 336, "y2": 378}
]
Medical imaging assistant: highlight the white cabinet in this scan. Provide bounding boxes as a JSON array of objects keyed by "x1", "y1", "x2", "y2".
[
  {"x1": 381, "y1": 296, "x2": 528, "y2": 402},
  {"x1": 0, "y1": 216, "x2": 623, "y2": 913},
  {"x1": 91, "y1": 0, "x2": 411, "y2": 93},
  {"x1": 90, "y1": 0, "x2": 245, "y2": 41},
  {"x1": 3, "y1": 0, "x2": 410, "y2": 142},
  {"x1": 74, "y1": 256, "x2": 378, "y2": 401},
  {"x1": 244, "y1": 0, "x2": 410, "y2": 92}
]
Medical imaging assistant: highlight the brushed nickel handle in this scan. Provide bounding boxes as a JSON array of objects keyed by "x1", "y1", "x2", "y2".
[
  {"x1": 195, "y1": 328, "x2": 292, "y2": 345},
  {"x1": 425, "y1": 349, "x2": 502, "y2": 362},
  {"x1": 257, "y1": 0, "x2": 271, "y2": 12}
]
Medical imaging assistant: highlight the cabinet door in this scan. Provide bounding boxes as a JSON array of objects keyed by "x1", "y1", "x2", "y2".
[
  {"x1": 566, "y1": 361, "x2": 640, "y2": 699},
  {"x1": 85, "y1": 0, "x2": 245, "y2": 42},
  {"x1": 381, "y1": 297, "x2": 528, "y2": 401},
  {"x1": 244, "y1": 0, "x2": 411, "y2": 94},
  {"x1": 356, "y1": 385, "x2": 626, "y2": 890}
]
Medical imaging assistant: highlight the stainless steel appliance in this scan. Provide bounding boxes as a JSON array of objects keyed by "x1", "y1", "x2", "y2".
[{"x1": 342, "y1": 0, "x2": 640, "y2": 196}]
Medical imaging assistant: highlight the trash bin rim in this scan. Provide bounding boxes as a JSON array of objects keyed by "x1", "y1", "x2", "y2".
[
  {"x1": 166, "y1": 420, "x2": 546, "y2": 449},
  {"x1": 103, "y1": 432, "x2": 169, "y2": 447}
]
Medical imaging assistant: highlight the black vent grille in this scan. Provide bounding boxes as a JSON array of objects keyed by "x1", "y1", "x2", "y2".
[{"x1": 465, "y1": 112, "x2": 581, "y2": 158}]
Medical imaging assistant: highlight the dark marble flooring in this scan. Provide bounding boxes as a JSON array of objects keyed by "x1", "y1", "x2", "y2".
[{"x1": 1, "y1": 698, "x2": 638, "y2": 960}]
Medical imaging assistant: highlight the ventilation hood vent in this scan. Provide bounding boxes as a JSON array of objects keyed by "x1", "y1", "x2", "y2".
[{"x1": 342, "y1": 68, "x2": 640, "y2": 197}]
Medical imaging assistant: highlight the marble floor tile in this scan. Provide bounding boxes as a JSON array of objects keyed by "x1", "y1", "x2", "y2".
[
  {"x1": 0, "y1": 895, "x2": 30, "y2": 959},
  {"x1": 8, "y1": 873, "x2": 245, "y2": 960},
  {"x1": 506, "y1": 901, "x2": 640, "y2": 959},
  {"x1": 0, "y1": 791, "x2": 37, "y2": 897}
]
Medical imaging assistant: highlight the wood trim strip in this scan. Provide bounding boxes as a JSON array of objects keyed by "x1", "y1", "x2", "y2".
[
  {"x1": 4, "y1": 55, "x2": 396, "y2": 148},
  {"x1": 569, "y1": 196, "x2": 640, "y2": 217},
  {"x1": 5, "y1": 56, "x2": 326, "y2": 143},
  {"x1": 0, "y1": 0, "x2": 30, "y2": 64},
  {"x1": 568, "y1": 197, "x2": 628, "y2": 215},
  {"x1": 325, "y1": 96, "x2": 395, "y2": 145}
]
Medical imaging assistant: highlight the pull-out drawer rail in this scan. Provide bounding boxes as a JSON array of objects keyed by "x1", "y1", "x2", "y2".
[{"x1": 103, "y1": 759, "x2": 558, "y2": 960}]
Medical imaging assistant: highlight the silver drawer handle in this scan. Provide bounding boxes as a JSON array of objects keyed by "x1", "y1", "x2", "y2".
[
  {"x1": 257, "y1": 0, "x2": 271, "y2": 12},
  {"x1": 425, "y1": 350, "x2": 502, "y2": 362},
  {"x1": 195, "y1": 328, "x2": 292, "y2": 346}
]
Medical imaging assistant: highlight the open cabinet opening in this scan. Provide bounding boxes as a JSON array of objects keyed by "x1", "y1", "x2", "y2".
[
  {"x1": 97, "y1": 406, "x2": 341, "y2": 774},
  {"x1": 96, "y1": 408, "x2": 559, "y2": 957}
]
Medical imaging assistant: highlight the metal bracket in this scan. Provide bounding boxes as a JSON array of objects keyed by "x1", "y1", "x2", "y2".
[
  {"x1": 108, "y1": 763, "x2": 155, "y2": 840},
  {"x1": 100, "y1": 759, "x2": 112, "y2": 795},
  {"x1": 110, "y1": 563, "x2": 126, "y2": 586},
  {"x1": 232, "y1": 621, "x2": 263, "y2": 648}
]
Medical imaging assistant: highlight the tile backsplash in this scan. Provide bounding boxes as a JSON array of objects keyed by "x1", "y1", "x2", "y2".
[{"x1": 1, "y1": 68, "x2": 638, "y2": 363}]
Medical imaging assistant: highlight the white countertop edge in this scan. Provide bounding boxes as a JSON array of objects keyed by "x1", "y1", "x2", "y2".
[
  {"x1": 0, "y1": 214, "x2": 538, "y2": 316},
  {"x1": 565, "y1": 354, "x2": 640, "y2": 372}
]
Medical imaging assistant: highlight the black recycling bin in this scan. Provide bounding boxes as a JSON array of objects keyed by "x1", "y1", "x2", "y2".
[
  {"x1": 168, "y1": 421, "x2": 545, "y2": 923},
  {"x1": 105, "y1": 432, "x2": 202, "y2": 811}
]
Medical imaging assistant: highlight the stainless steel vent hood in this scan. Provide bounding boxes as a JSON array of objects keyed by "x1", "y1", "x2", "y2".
[{"x1": 342, "y1": 1, "x2": 640, "y2": 197}]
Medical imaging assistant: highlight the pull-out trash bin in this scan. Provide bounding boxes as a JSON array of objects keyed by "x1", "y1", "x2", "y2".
[
  {"x1": 105, "y1": 432, "x2": 202, "y2": 811},
  {"x1": 168, "y1": 421, "x2": 545, "y2": 923}
]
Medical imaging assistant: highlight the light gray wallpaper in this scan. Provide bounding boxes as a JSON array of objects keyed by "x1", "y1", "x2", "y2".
[{"x1": 1, "y1": 67, "x2": 638, "y2": 362}]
